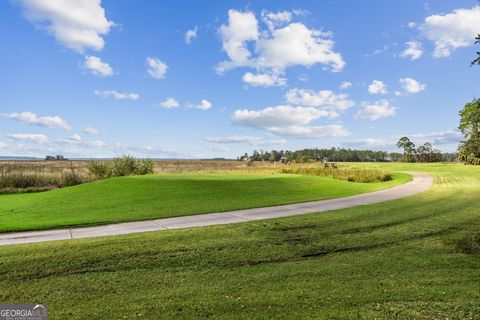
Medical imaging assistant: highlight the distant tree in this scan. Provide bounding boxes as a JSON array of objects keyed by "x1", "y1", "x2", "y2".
[
  {"x1": 45, "y1": 155, "x2": 67, "y2": 161},
  {"x1": 397, "y1": 137, "x2": 416, "y2": 162},
  {"x1": 238, "y1": 147, "x2": 455, "y2": 164},
  {"x1": 457, "y1": 99, "x2": 480, "y2": 165},
  {"x1": 415, "y1": 142, "x2": 443, "y2": 163},
  {"x1": 471, "y1": 34, "x2": 480, "y2": 66},
  {"x1": 416, "y1": 142, "x2": 432, "y2": 162}
]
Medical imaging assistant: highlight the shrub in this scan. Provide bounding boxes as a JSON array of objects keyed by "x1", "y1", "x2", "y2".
[
  {"x1": 87, "y1": 160, "x2": 112, "y2": 179},
  {"x1": 87, "y1": 156, "x2": 154, "y2": 179},
  {"x1": 134, "y1": 159, "x2": 155, "y2": 175},
  {"x1": 112, "y1": 156, "x2": 137, "y2": 176},
  {"x1": 61, "y1": 171, "x2": 86, "y2": 187}
]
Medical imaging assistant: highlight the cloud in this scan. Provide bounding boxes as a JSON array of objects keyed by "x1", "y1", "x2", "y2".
[
  {"x1": 255, "y1": 23, "x2": 344, "y2": 72},
  {"x1": 189, "y1": 99, "x2": 212, "y2": 110},
  {"x1": 68, "y1": 134, "x2": 82, "y2": 142},
  {"x1": 343, "y1": 138, "x2": 393, "y2": 149},
  {"x1": 59, "y1": 137, "x2": 107, "y2": 148},
  {"x1": 268, "y1": 124, "x2": 349, "y2": 138},
  {"x1": 0, "y1": 142, "x2": 7, "y2": 149},
  {"x1": 158, "y1": 97, "x2": 180, "y2": 109},
  {"x1": 217, "y1": 9, "x2": 345, "y2": 76},
  {"x1": 343, "y1": 130, "x2": 462, "y2": 151},
  {"x1": 1, "y1": 112, "x2": 70, "y2": 130},
  {"x1": 7, "y1": 133, "x2": 49, "y2": 144},
  {"x1": 340, "y1": 81, "x2": 352, "y2": 90},
  {"x1": 399, "y1": 77, "x2": 426, "y2": 94},
  {"x1": 399, "y1": 41, "x2": 423, "y2": 60},
  {"x1": 285, "y1": 88, "x2": 354, "y2": 110},
  {"x1": 355, "y1": 100, "x2": 396, "y2": 121},
  {"x1": 232, "y1": 105, "x2": 345, "y2": 138},
  {"x1": 410, "y1": 130, "x2": 462, "y2": 145},
  {"x1": 83, "y1": 56, "x2": 113, "y2": 77},
  {"x1": 242, "y1": 72, "x2": 286, "y2": 87},
  {"x1": 146, "y1": 57, "x2": 168, "y2": 79},
  {"x1": 17, "y1": 0, "x2": 114, "y2": 53},
  {"x1": 185, "y1": 26, "x2": 198, "y2": 44},
  {"x1": 205, "y1": 135, "x2": 286, "y2": 145},
  {"x1": 261, "y1": 10, "x2": 293, "y2": 31},
  {"x1": 233, "y1": 105, "x2": 337, "y2": 128},
  {"x1": 218, "y1": 10, "x2": 259, "y2": 71},
  {"x1": 94, "y1": 90, "x2": 139, "y2": 100},
  {"x1": 368, "y1": 80, "x2": 388, "y2": 95},
  {"x1": 421, "y1": 6, "x2": 480, "y2": 57},
  {"x1": 83, "y1": 127, "x2": 104, "y2": 135}
]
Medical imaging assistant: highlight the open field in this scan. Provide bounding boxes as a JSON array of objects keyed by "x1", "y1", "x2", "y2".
[
  {"x1": 0, "y1": 162, "x2": 479, "y2": 319},
  {"x1": 0, "y1": 172, "x2": 408, "y2": 233}
]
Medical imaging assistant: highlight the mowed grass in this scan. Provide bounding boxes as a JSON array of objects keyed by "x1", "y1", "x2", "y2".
[
  {"x1": 0, "y1": 172, "x2": 409, "y2": 233},
  {"x1": 2, "y1": 164, "x2": 480, "y2": 319}
]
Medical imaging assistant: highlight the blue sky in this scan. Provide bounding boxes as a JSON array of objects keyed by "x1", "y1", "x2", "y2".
[{"x1": 0, "y1": 0, "x2": 479, "y2": 158}]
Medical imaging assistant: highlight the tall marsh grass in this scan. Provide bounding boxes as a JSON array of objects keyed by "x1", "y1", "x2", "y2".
[
  {"x1": 281, "y1": 166, "x2": 392, "y2": 183},
  {"x1": 0, "y1": 161, "x2": 89, "y2": 194}
]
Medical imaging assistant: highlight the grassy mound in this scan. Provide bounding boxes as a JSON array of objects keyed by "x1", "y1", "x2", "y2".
[
  {"x1": 0, "y1": 163, "x2": 479, "y2": 319},
  {"x1": 0, "y1": 172, "x2": 409, "y2": 233}
]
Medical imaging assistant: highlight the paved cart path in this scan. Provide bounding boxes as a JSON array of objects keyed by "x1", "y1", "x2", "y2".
[{"x1": 0, "y1": 172, "x2": 433, "y2": 246}]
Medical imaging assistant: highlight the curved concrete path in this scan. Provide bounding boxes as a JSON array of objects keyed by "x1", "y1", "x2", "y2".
[{"x1": 0, "y1": 172, "x2": 432, "y2": 246}]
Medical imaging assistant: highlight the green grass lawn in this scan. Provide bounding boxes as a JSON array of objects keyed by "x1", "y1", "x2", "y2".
[
  {"x1": 1, "y1": 163, "x2": 480, "y2": 319},
  {"x1": 0, "y1": 172, "x2": 409, "y2": 233}
]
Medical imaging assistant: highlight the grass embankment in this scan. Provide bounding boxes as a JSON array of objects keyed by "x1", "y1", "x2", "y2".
[
  {"x1": 0, "y1": 163, "x2": 479, "y2": 319},
  {"x1": 0, "y1": 172, "x2": 408, "y2": 233}
]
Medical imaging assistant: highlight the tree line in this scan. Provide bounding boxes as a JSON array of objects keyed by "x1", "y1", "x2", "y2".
[{"x1": 238, "y1": 147, "x2": 455, "y2": 163}]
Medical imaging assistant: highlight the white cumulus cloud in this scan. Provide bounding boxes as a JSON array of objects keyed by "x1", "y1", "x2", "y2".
[
  {"x1": 232, "y1": 105, "x2": 345, "y2": 138},
  {"x1": 233, "y1": 105, "x2": 337, "y2": 128},
  {"x1": 7, "y1": 133, "x2": 49, "y2": 144},
  {"x1": 185, "y1": 26, "x2": 198, "y2": 44},
  {"x1": 146, "y1": 57, "x2": 168, "y2": 79},
  {"x1": 285, "y1": 88, "x2": 354, "y2": 110},
  {"x1": 368, "y1": 80, "x2": 388, "y2": 95},
  {"x1": 17, "y1": 0, "x2": 114, "y2": 53},
  {"x1": 355, "y1": 100, "x2": 396, "y2": 121},
  {"x1": 94, "y1": 90, "x2": 139, "y2": 100},
  {"x1": 242, "y1": 72, "x2": 286, "y2": 87},
  {"x1": 83, "y1": 127, "x2": 104, "y2": 135},
  {"x1": 217, "y1": 9, "x2": 345, "y2": 77},
  {"x1": 399, "y1": 77, "x2": 426, "y2": 94},
  {"x1": 189, "y1": 100, "x2": 212, "y2": 110},
  {"x1": 421, "y1": 6, "x2": 480, "y2": 57},
  {"x1": 68, "y1": 134, "x2": 82, "y2": 142},
  {"x1": 340, "y1": 81, "x2": 352, "y2": 90},
  {"x1": 400, "y1": 41, "x2": 424, "y2": 60},
  {"x1": 261, "y1": 10, "x2": 293, "y2": 31},
  {"x1": 82, "y1": 56, "x2": 113, "y2": 77},
  {"x1": 218, "y1": 10, "x2": 259, "y2": 71},
  {"x1": 158, "y1": 98, "x2": 180, "y2": 109},
  {"x1": 1, "y1": 112, "x2": 70, "y2": 130},
  {"x1": 268, "y1": 124, "x2": 349, "y2": 139}
]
